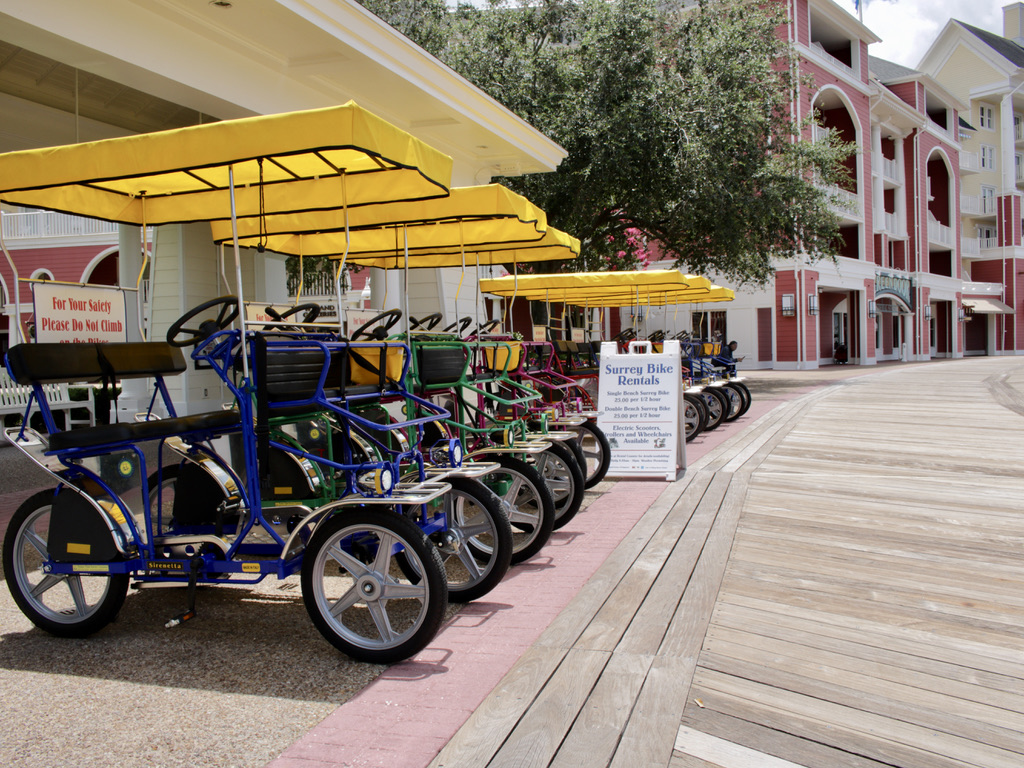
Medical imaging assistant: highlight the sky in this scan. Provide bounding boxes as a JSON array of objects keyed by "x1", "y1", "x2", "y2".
[{"x1": 851, "y1": 0, "x2": 1007, "y2": 68}]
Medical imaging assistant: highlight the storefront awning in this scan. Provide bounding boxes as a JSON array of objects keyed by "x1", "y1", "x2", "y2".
[{"x1": 962, "y1": 298, "x2": 1015, "y2": 314}]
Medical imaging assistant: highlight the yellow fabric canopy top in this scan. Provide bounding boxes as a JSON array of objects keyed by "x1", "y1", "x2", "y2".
[
  {"x1": 0, "y1": 102, "x2": 452, "y2": 226},
  {"x1": 478, "y1": 270, "x2": 733, "y2": 305},
  {"x1": 209, "y1": 184, "x2": 580, "y2": 267}
]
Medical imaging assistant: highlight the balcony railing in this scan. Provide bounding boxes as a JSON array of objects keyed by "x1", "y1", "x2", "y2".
[
  {"x1": 959, "y1": 151, "x2": 980, "y2": 173},
  {"x1": 883, "y1": 212, "x2": 901, "y2": 235},
  {"x1": 1, "y1": 210, "x2": 120, "y2": 240},
  {"x1": 961, "y1": 237, "x2": 980, "y2": 257},
  {"x1": 880, "y1": 157, "x2": 900, "y2": 184},
  {"x1": 809, "y1": 41, "x2": 853, "y2": 73},
  {"x1": 927, "y1": 218, "x2": 954, "y2": 247},
  {"x1": 980, "y1": 236, "x2": 999, "y2": 250},
  {"x1": 961, "y1": 194, "x2": 997, "y2": 216}
]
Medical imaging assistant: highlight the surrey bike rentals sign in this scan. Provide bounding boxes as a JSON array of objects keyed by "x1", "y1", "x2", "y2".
[
  {"x1": 32, "y1": 282, "x2": 128, "y2": 343},
  {"x1": 597, "y1": 339, "x2": 685, "y2": 481}
]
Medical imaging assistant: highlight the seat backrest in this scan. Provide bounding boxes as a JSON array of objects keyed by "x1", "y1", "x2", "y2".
[{"x1": 416, "y1": 344, "x2": 468, "y2": 386}]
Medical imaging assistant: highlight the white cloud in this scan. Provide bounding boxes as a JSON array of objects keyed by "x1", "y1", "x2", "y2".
[{"x1": 854, "y1": 0, "x2": 1007, "y2": 68}]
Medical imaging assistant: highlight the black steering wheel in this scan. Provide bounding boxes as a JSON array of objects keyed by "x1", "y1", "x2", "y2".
[
  {"x1": 167, "y1": 296, "x2": 240, "y2": 348},
  {"x1": 265, "y1": 303, "x2": 321, "y2": 329},
  {"x1": 442, "y1": 316, "x2": 473, "y2": 336},
  {"x1": 476, "y1": 319, "x2": 502, "y2": 335},
  {"x1": 351, "y1": 308, "x2": 403, "y2": 340},
  {"x1": 409, "y1": 312, "x2": 443, "y2": 331},
  {"x1": 612, "y1": 327, "x2": 637, "y2": 344}
]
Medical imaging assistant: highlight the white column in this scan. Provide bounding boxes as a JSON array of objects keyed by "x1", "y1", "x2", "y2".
[
  {"x1": 1001, "y1": 92, "x2": 1016, "y2": 193},
  {"x1": 894, "y1": 136, "x2": 907, "y2": 236},
  {"x1": 872, "y1": 124, "x2": 884, "y2": 225}
]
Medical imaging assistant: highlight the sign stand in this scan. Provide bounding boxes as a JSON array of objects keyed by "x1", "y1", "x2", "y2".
[{"x1": 597, "y1": 339, "x2": 685, "y2": 481}]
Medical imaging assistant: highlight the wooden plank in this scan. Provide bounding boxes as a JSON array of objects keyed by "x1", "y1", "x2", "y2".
[
  {"x1": 489, "y1": 648, "x2": 610, "y2": 768},
  {"x1": 673, "y1": 725, "x2": 818, "y2": 768},
  {"x1": 574, "y1": 473, "x2": 721, "y2": 652},
  {"x1": 703, "y1": 623, "x2": 1024, "y2": 713},
  {"x1": 697, "y1": 652, "x2": 1024, "y2": 754},
  {"x1": 548, "y1": 652, "x2": 653, "y2": 768},
  {"x1": 535, "y1": 475, "x2": 702, "y2": 650},
  {"x1": 711, "y1": 600, "x2": 1024, "y2": 686},
  {"x1": 609, "y1": 656, "x2": 695, "y2": 768},
  {"x1": 430, "y1": 646, "x2": 564, "y2": 768},
  {"x1": 681, "y1": 706, "x2": 894, "y2": 768},
  {"x1": 692, "y1": 669, "x2": 1024, "y2": 768},
  {"x1": 598, "y1": 472, "x2": 731, "y2": 655}
]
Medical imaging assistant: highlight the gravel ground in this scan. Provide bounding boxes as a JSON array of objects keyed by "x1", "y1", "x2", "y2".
[{"x1": 0, "y1": 476, "x2": 610, "y2": 768}]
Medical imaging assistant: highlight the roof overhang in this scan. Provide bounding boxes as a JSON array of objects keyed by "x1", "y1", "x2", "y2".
[
  {"x1": 0, "y1": 0, "x2": 565, "y2": 180},
  {"x1": 963, "y1": 297, "x2": 1015, "y2": 314}
]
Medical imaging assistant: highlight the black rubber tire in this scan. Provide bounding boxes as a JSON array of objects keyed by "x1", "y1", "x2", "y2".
[
  {"x1": 301, "y1": 508, "x2": 447, "y2": 663},
  {"x1": 4, "y1": 489, "x2": 130, "y2": 638},
  {"x1": 482, "y1": 454, "x2": 556, "y2": 564},
  {"x1": 572, "y1": 421, "x2": 611, "y2": 489},
  {"x1": 719, "y1": 384, "x2": 744, "y2": 422},
  {"x1": 401, "y1": 477, "x2": 513, "y2": 603},
  {"x1": 727, "y1": 381, "x2": 752, "y2": 417},
  {"x1": 700, "y1": 388, "x2": 728, "y2": 432},
  {"x1": 536, "y1": 441, "x2": 585, "y2": 530},
  {"x1": 683, "y1": 393, "x2": 707, "y2": 442}
]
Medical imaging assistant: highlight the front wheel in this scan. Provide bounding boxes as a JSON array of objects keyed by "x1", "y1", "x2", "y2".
[
  {"x1": 301, "y1": 509, "x2": 447, "y2": 664},
  {"x1": 4, "y1": 490, "x2": 130, "y2": 637},
  {"x1": 482, "y1": 455, "x2": 555, "y2": 564},
  {"x1": 683, "y1": 394, "x2": 707, "y2": 442}
]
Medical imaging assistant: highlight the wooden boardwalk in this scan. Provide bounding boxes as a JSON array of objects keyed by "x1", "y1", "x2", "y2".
[{"x1": 430, "y1": 358, "x2": 1024, "y2": 768}]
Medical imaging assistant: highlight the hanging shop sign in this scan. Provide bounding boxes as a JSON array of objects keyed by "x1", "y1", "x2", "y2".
[
  {"x1": 597, "y1": 339, "x2": 685, "y2": 481},
  {"x1": 31, "y1": 282, "x2": 127, "y2": 344},
  {"x1": 875, "y1": 272, "x2": 913, "y2": 309}
]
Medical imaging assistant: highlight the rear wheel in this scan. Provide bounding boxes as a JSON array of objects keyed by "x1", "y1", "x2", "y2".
[
  {"x1": 684, "y1": 393, "x2": 707, "y2": 442},
  {"x1": 571, "y1": 421, "x2": 611, "y2": 488},
  {"x1": 700, "y1": 388, "x2": 727, "y2": 431},
  {"x1": 301, "y1": 508, "x2": 447, "y2": 663},
  {"x1": 726, "y1": 381, "x2": 752, "y2": 417},
  {"x1": 402, "y1": 478, "x2": 512, "y2": 603},
  {"x1": 4, "y1": 490, "x2": 129, "y2": 637},
  {"x1": 535, "y1": 441, "x2": 585, "y2": 530},
  {"x1": 719, "y1": 385, "x2": 743, "y2": 422},
  {"x1": 482, "y1": 455, "x2": 555, "y2": 563}
]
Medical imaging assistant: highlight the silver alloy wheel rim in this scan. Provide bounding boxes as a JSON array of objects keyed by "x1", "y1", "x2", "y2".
[
  {"x1": 12, "y1": 503, "x2": 115, "y2": 625},
  {"x1": 308, "y1": 521, "x2": 431, "y2": 650}
]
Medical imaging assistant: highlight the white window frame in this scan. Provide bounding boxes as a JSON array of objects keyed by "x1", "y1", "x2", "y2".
[
  {"x1": 980, "y1": 144, "x2": 996, "y2": 170},
  {"x1": 979, "y1": 105, "x2": 995, "y2": 130}
]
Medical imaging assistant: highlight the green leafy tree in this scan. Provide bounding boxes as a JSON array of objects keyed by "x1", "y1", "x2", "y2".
[{"x1": 359, "y1": 0, "x2": 852, "y2": 286}]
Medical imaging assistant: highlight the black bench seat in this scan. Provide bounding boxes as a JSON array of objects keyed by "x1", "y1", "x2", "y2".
[{"x1": 49, "y1": 410, "x2": 241, "y2": 452}]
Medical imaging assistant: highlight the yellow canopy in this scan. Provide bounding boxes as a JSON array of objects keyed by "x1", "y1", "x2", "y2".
[
  {"x1": 576, "y1": 285, "x2": 735, "y2": 307},
  {"x1": 478, "y1": 270, "x2": 713, "y2": 301},
  {"x1": 210, "y1": 184, "x2": 579, "y2": 267},
  {"x1": 0, "y1": 102, "x2": 452, "y2": 225},
  {"x1": 210, "y1": 183, "x2": 546, "y2": 246}
]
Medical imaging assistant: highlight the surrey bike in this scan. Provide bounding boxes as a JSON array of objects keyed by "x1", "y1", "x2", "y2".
[{"x1": 3, "y1": 297, "x2": 454, "y2": 663}]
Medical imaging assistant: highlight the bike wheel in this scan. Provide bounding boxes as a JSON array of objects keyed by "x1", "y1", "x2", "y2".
[
  {"x1": 535, "y1": 441, "x2": 585, "y2": 530},
  {"x1": 720, "y1": 384, "x2": 743, "y2": 422},
  {"x1": 4, "y1": 490, "x2": 130, "y2": 637},
  {"x1": 301, "y1": 508, "x2": 447, "y2": 664},
  {"x1": 683, "y1": 393, "x2": 707, "y2": 442},
  {"x1": 727, "y1": 381, "x2": 752, "y2": 417},
  {"x1": 700, "y1": 388, "x2": 728, "y2": 431},
  {"x1": 482, "y1": 454, "x2": 555, "y2": 564},
  {"x1": 405, "y1": 478, "x2": 513, "y2": 603},
  {"x1": 572, "y1": 421, "x2": 611, "y2": 488}
]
